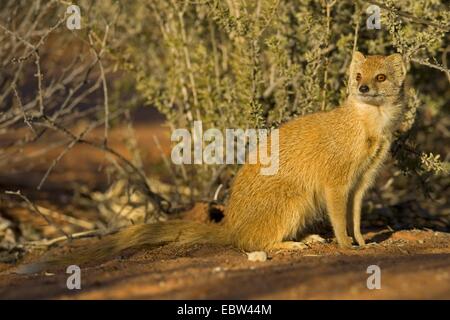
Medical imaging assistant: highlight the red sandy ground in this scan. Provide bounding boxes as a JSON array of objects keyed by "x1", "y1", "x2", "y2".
[
  {"x1": 0, "y1": 123, "x2": 449, "y2": 299},
  {"x1": 0, "y1": 229, "x2": 449, "y2": 299}
]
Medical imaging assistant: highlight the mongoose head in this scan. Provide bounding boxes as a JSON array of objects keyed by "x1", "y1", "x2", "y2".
[{"x1": 349, "y1": 52, "x2": 406, "y2": 106}]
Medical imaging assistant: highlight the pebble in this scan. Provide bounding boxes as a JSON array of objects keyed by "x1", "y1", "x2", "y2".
[
  {"x1": 247, "y1": 251, "x2": 267, "y2": 262},
  {"x1": 212, "y1": 267, "x2": 222, "y2": 273}
]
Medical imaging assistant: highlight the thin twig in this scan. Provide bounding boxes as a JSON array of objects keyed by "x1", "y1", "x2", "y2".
[
  {"x1": 411, "y1": 57, "x2": 450, "y2": 84},
  {"x1": 321, "y1": 0, "x2": 336, "y2": 111},
  {"x1": 12, "y1": 85, "x2": 37, "y2": 136},
  {"x1": 88, "y1": 26, "x2": 110, "y2": 146},
  {"x1": 5, "y1": 190, "x2": 72, "y2": 241},
  {"x1": 367, "y1": 0, "x2": 450, "y2": 32},
  {"x1": 39, "y1": 114, "x2": 172, "y2": 214},
  {"x1": 23, "y1": 229, "x2": 118, "y2": 248}
]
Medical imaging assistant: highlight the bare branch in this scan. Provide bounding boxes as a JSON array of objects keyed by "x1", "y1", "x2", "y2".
[{"x1": 5, "y1": 190, "x2": 72, "y2": 241}]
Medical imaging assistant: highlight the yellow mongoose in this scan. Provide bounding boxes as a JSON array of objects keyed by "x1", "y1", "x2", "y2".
[{"x1": 18, "y1": 52, "x2": 407, "y2": 272}]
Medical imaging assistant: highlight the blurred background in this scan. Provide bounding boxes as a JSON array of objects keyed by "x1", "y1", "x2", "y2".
[{"x1": 0, "y1": 0, "x2": 448, "y2": 264}]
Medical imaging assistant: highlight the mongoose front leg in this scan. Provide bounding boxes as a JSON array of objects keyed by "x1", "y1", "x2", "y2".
[
  {"x1": 325, "y1": 188, "x2": 352, "y2": 249},
  {"x1": 352, "y1": 139, "x2": 391, "y2": 246},
  {"x1": 351, "y1": 189, "x2": 367, "y2": 246}
]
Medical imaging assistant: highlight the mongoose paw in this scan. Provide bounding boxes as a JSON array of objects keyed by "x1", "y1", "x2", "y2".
[
  {"x1": 301, "y1": 234, "x2": 326, "y2": 245},
  {"x1": 337, "y1": 236, "x2": 353, "y2": 249},
  {"x1": 355, "y1": 236, "x2": 366, "y2": 247},
  {"x1": 272, "y1": 241, "x2": 308, "y2": 252},
  {"x1": 360, "y1": 242, "x2": 378, "y2": 248}
]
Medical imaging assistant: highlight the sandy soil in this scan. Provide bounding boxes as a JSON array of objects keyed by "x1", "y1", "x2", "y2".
[
  {"x1": 0, "y1": 228, "x2": 449, "y2": 299},
  {"x1": 0, "y1": 123, "x2": 449, "y2": 300}
]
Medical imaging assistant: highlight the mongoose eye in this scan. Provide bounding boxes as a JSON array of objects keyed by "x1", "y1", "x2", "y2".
[
  {"x1": 356, "y1": 73, "x2": 362, "y2": 81},
  {"x1": 376, "y1": 74, "x2": 386, "y2": 82}
]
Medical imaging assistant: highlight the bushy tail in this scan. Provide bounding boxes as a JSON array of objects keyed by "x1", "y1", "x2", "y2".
[{"x1": 15, "y1": 220, "x2": 230, "y2": 274}]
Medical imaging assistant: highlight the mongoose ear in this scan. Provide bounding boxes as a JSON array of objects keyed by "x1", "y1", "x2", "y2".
[
  {"x1": 386, "y1": 53, "x2": 406, "y2": 82},
  {"x1": 352, "y1": 51, "x2": 366, "y2": 63},
  {"x1": 350, "y1": 51, "x2": 365, "y2": 74}
]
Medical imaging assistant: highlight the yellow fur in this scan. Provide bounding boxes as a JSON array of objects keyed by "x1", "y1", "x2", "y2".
[
  {"x1": 224, "y1": 52, "x2": 406, "y2": 250},
  {"x1": 17, "y1": 52, "x2": 407, "y2": 273}
]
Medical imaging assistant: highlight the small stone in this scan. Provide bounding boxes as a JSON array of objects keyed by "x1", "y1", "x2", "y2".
[{"x1": 247, "y1": 251, "x2": 267, "y2": 262}]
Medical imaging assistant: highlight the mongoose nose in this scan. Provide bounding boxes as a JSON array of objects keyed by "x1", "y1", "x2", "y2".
[{"x1": 359, "y1": 85, "x2": 369, "y2": 93}]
